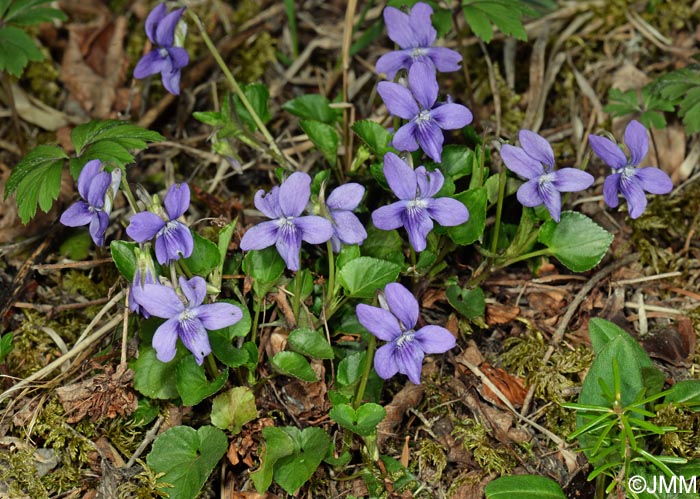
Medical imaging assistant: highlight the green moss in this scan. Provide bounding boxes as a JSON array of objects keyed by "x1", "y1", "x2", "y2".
[
  {"x1": 500, "y1": 331, "x2": 592, "y2": 404},
  {"x1": 652, "y1": 403, "x2": 700, "y2": 458},
  {"x1": 24, "y1": 56, "x2": 61, "y2": 106},
  {"x1": 31, "y1": 399, "x2": 96, "y2": 464},
  {"x1": 417, "y1": 440, "x2": 447, "y2": 483},
  {"x1": 0, "y1": 446, "x2": 49, "y2": 498},
  {"x1": 116, "y1": 459, "x2": 173, "y2": 498},
  {"x1": 62, "y1": 269, "x2": 107, "y2": 300},
  {"x1": 231, "y1": 31, "x2": 277, "y2": 83},
  {"x1": 451, "y1": 418, "x2": 515, "y2": 475}
]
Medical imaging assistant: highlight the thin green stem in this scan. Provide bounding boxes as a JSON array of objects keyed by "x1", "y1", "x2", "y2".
[
  {"x1": 490, "y1": 168, "x2": 507, "y2": 255},
  {"x1": 169, "y1": 262, "x2": 178, "y2": 288},
  {"x1": 326, "y1": 241, "x2": 336, "y2": 305},
  {"x1": 498, "y1": 248, "x2": 551, "y2": 268},
  {"x1": 187, "y1": 10, "x2": 291, "y2": 170},
  {"x1": 120, "y1": 175, "x2": 139, "y2": 214},
  {"x1": 205, "y1": 354, "x2": 219, "y2": 379},
  {"x1": 251, "y1": 295, "x2": 262, "y2": 344},
  {"x1": 353, "y1": 334, "x2": 376, "y2": 409}
]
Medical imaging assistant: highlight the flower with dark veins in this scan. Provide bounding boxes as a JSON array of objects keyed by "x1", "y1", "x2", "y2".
[
  {"x1": 372, "y1": 152, "x2": 469, "y2": 252},
  {"x1": 133, "y1": 3, "x2": 189, "y2": 95},
  {"x1": 60, "y1": 159, "x2": 121, "y2": 246},
  {"x1": 378, "y1": 61, "x2": 472, "y2": 163},
  {"x1": 375, "y1": 2, "x2": 462, "y2": 80},
  {"x1": 325, "y1": 183, "x2": 367, "y2": 253},
  {"x1": 589, "y1": 120, "x2": 673, "y2": 219},
  {"x1": 239, "y1": 172, "x2": 333, "y2": 270},
  {"x1": 501, "y1": 130, "x2": 594, "y2": 222},
  {"x1": 126, "y1": 183, "x2": 194, "y2": 264},
  {"x1": 356, "y1": 282, "x2": 455, "y2": 384},
  {"x1": 133, "y1": 276, "x2": 242, "y2": 364}
]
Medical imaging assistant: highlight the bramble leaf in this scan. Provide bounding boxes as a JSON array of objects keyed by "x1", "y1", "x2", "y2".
[
  {"x1": 654, "y1": 66, "x2": 700, "y2": 134},
  {"x1": 2, "y1": 0, "x2": 66, "y2": 25},
  {"x1": 462, "y1": 0, "x2": 533, "y2": 43},
  {"x1": 69, "y1": 120, "x2": 163, "y2": 177},
  {"x1": 4, "y1": 145, "x2": 67, "y2": 223},
  {"x1": 0, "y1": 26, "x2": 43, "y2": 76}
]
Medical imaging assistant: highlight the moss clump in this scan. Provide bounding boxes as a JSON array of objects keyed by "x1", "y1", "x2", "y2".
[
  {"x1": 500, "y1": 331, "x2": 592, "y2": 404},
  {"x1": 452, "y1": 418, "x2": 515, "y2": 475},
  {"x1": 652, "y1": 403, "x2": 700, "y2": 458},
  {"x1": 417, "y1": 439, "x2": 447, "y2": 483},
  {"x1": 32, "y1": 399, "x2": 95, "y2": 462},
  {"x1": 231, "y1": 31, "x2": 276, "y2": 83},
  {"x1": 0, "y1": 445, "x2": 49, "y2": 499}
]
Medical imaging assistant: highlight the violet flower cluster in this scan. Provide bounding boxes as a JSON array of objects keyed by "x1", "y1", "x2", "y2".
[
  {"x1": 502, "y1": 122, "x2": 673, "y2": 220},
  {"x1": 239, "y1": 172, "x2": 368, "y2": 270},
  {"x1": 121, "y1": 182, "x2": 242, "y2": 365},
  {"x1": 133, "y1": 3, "x2": 189, "y2": 95},
  {"x1": 357, "y1": 283, "x2": 455, "y2": 385},
  {"x1": 376, "y1": 2, "x2": 472, "y2": 164}
]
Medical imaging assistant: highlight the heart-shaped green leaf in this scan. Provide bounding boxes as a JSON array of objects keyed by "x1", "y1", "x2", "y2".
[
  {"x1": 330, "y1": 402, "x2": 386, "y2": 436},
  {"x1": 211, "y1": 387, "x2": 257, "y2": 435},
  {"x1": 131, "y1": 346, "x2": 184, "y2": 399},
  {"x1": 338, "y1": 256, "x2": 401, "y2": 299},
  {"x1": 538, "y1": 211, "x2": 613, "y2": 272},
  {"x1": 288, "y1": 328, "x2": 334, "y2": 360},
  {"x1": 446, "y1": 285, "x2": 485, "y2": 319},
  {"x1": 271, "y1": 352, "x2": 318, "y2": 382},
  {"x1": 251, "y1": 426, "x2": 295, "y2": 493},
  {"x1": 175, "y1": 357, "x2": 228, "y2": 406},
  {"x1": 147, "y1": 425, "x2": 227, "y2": 499},
  {"x1": 181, "y1": 233, "x2": 220, "y2": 277},
  {"x1": 274, "y1": 427, "x2": 331, "y2": 494}
]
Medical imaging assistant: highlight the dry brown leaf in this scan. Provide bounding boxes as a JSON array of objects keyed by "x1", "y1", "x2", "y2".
[
  {"x1": 55, "y1": 364, "x2": 137, "y2": 423},
  {"x1": 485, "y1": 303, "x2": 521, "y2": 325},
  {"x1": 377, "y1": 382, "x2": 425, "y2": 445},
  {"x1": 478, "y1": 363, "x2": 528, "y2": 409},
  {"x1": 61, "y1": 15, "x2": 128, "y2": 118},
  {"x1": 281, "y1": 360, "x2": 327, "y2": 417}
]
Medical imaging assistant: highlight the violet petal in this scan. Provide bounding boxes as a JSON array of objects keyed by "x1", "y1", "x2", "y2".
[{"x1": 356, "y1": 303, "x2": 402, "y2": 341}]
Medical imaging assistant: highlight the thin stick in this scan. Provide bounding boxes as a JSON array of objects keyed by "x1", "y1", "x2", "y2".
[
  {"x1": 76, "y1": 290, "x2": 124, "y2": 344},
  {"x1": 124, "y1": 415, "x2": 165, "y2": 468}
]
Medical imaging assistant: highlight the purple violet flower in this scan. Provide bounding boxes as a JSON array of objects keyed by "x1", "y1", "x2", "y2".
[
  {"x1": 325, "y1": 183, "x2": 367, "y2": 253},
  {"x1": 375, "y1": 2, "x2": 462, "y2": 80},
  {"x1": 126, "y1": 183, "x2": 194, "y2": 265},
  {"x1": 239, "y1": 172, "x2": 334, "y2": 271},
  {"x1": 589, "y1": 120, "x2": 673, "y2": 219},
  {"x1": 356, "y1": 282, "x2": 455, "y2": 384},
  {"x1": 378, "y1": 61, "x2": 472, "y2": 163},
  {"x1": 60, "y1": 159, "x2": 121, "y2": 247},
  {"x1": 501, "y1": 130, "x2": 595, "y2": 222},
  {"x1": 372, "y1": 152, "x2": 469, "y2": 252},
  {"x1": 133, "y1": 276, "x2": 242, "y2": 364},
  {"x1": 133, "y1": 3, "x2": 189, "y2": 95}
]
